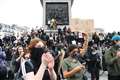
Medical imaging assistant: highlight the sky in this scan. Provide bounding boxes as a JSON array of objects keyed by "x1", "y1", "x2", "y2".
[{"x1": 0, "y1": 0, "x2": 120, "y2": 32}]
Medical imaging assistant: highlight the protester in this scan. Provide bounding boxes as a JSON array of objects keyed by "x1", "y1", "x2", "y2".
[
  {"x1": 92, "y1": 32, "x2": 100, "y2": 46},
  {"x1": 11, "y1": 46, "x2": 25, "y2": 73},
  {"x1": 104, "y1": 35, "x2": 120, "y2": 80},
  {"x1": 63, "y1": 44, "x2": 85, "y2": 80},
  {"x1": 0, "y1": 46, "x2": 7, "y2": 80},
  {"x1": 0, "y1": 25, "x2": 120, "y2": 80},
  {"x1": 22, "y1": 38, "x2": 57, "y2": 80},
  {"x1": 85, "y1": 43, "x2": 101, "y2": 80}
]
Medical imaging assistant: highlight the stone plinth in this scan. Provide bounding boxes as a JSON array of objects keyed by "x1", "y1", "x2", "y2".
[{"x1": 43, "y1": 0, "x2": 72, "y2": 29}]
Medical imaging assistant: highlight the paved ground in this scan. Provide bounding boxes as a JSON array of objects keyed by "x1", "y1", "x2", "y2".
[{"x1": 86, "y1": 71, "x2": 108, "y2": 80}]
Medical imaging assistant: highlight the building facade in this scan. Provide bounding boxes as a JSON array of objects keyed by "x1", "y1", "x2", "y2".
[{"x1": 0, "y1": 23, "x2": 29, "y2": 39}]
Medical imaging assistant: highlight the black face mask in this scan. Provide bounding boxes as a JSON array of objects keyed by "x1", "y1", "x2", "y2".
[
  {"x1": 71, "y1": 51, "x2": 79, "y2": 59},
  {"x1": 31, "y1": 47, "x2": 45, "y2": 64}
]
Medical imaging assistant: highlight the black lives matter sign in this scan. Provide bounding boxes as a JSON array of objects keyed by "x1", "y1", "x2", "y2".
[{"x1": 46, "y1": 2, "x2": 69, "y2": 25}]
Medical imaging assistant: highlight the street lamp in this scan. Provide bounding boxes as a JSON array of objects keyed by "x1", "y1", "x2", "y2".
[{"x1": 40, "y1": 0, "x2": 74, "y2": 6}]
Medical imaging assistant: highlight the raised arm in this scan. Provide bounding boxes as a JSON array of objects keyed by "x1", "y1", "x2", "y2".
[{"x1": 24, "y1": 54, "x2": 49, "y2": 80}]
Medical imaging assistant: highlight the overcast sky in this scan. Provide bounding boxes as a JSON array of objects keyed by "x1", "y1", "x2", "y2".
[{"x1": 0, "y1": 0, "x2": 120, "y2": 32}]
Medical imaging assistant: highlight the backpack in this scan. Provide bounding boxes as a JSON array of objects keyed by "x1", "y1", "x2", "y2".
[
  {"x1": 14, "y1": 68, "x2": 23, "y2": 80},
  {"x1": 14, "y1": 58, "x2": 33, "y2": 80}
]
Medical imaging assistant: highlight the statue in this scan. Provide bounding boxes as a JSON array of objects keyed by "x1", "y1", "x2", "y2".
[{"x1": 50, "y1": 18, "x2": 57, "y2": 30}]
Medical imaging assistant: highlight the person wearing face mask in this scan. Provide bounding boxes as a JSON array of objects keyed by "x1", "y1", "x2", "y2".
[
  {"x1": 104, "y1": 35, "x2": 120, "y2": 80},
  {"x1": 85, "y1": 43, "x2": 101, "y2": 80},
  {"x1": 20, "y1": 38, "x2": 57, "y2": 80},
  {"x1": 63, "y1": 44, "x2": 85, "y2": 80},
  {"x1": 0, "y1": 46, "x2": 7, "y2": 80},
  {"x1": 11, "y1": 46, "x2": 24, "y2": 74}
]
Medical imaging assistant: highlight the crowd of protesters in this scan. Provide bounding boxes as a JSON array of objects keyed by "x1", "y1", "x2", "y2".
[{"x1": 0, "y1": 26, "x2": 120, "y2": 80}]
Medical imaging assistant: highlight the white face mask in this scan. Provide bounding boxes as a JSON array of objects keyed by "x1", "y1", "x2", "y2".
[
  {"x1": 50, "y1": 37, "x2": 53, "y2": 40},
  {"x1": 117, "y1": 44, "x2": 120, "y2": 47},
  {"x1": 116, "y1": 42, "x2": 120, "y2": 47},
  {"x1": 92, "y1": 51, "x2": 97, "y2": 55}
]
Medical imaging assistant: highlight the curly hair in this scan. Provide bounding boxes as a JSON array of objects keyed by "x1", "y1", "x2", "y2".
[{"x1": 28, "y1": 38, "x2": 46, "y2": 49}]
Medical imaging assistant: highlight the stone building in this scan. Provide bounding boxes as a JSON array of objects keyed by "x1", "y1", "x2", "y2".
[{"x1": 70, "y1": 18, "x2": 94, "y2": 33}]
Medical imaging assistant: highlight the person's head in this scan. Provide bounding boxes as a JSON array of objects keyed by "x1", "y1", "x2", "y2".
[
  {"x1": 23, "y1": 47, "x2": 31, "y2": 59},
  {"x1": 111, "y1": 35, "x2": 120, "y2": 46},
  {"x1": 28, "y1": 38, "x2": 45, "y2": 49},
  {"x1": 28, "y1": 38, "x2": 46, "y2": 64},
  {"x1": 111, "y1": 35, "x2": 120, "y2": 55},
  {"x1": 68, "y1": 45, "x2": 78, "y2": 58},
  {"x1": 17, "y1": 46, "x2": 24, "y2": 55}
]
